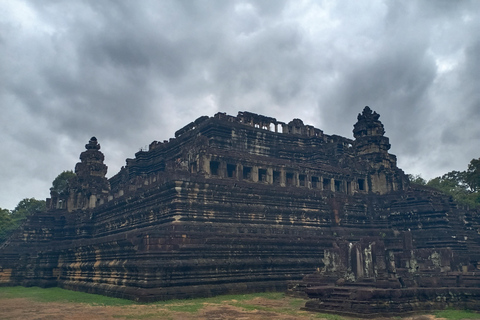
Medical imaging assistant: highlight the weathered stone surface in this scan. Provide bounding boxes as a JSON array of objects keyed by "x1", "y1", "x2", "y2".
[
  {"x1": 299, "y1": 200, "x2": 480, "y2": 316},
  {"x1": 1, "y1": 107, "x2": 479, "y2": 310}
]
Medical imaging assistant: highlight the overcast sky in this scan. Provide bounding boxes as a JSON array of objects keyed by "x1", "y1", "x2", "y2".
[{"x1": 1, "y1": 1, "x2": 479, "y2": 210}]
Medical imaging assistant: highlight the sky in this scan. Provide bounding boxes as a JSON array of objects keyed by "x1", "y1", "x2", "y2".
[{"x1": 1, "y1": 0, "x2": 479, "y2": 210}]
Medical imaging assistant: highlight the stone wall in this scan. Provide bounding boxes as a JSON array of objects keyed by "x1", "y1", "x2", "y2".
[{"x1": 1, "y1": 107, "x2": 478, "y2": 307}]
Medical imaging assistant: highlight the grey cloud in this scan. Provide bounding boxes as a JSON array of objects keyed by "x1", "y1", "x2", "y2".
[{"x1": 1, "y1": 0, "x2": 480, "y2": 209}]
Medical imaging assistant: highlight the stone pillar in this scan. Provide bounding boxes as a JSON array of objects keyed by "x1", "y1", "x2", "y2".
[
  {"x1": 89, "y1": 195, "x2": 97, "y2": 209},
  {"x1": 266, "y1": 168, "x2": 273, "y2": 184},
  {"x1": 200, "y1": 155, "x2": 209, "y2": 174},
  {"x1": 252, "y1": 166, "x2": 259, "y2": 182},
  {"x1": 67, "y1": 194, "x2": 75, "y2": 213},
  {"x1": 219, "y1": 161, "x2": 227, "y2": 178}
]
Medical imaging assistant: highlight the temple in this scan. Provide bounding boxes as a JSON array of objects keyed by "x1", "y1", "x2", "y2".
[{"x1": 1, "y1": 107, "x2": 480, "y2": 315}]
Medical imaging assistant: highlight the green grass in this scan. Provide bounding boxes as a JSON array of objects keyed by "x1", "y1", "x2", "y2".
[
  {"x1": 435, "y1": 309, "x2": 480, "y2": 320},
  {"x1": 5, "y1": 286, "x2": 480, "y2": 320},
  {"x1": 0, "y1": 286, "x2": 134, "y2": 306},
  {"x1": 164, "y1": 303, "x2": 205, "y2": 313},
  {"x1": 114, "y1": 312, "x2": 173, "y2": 320},
  {"x1": 311, "y1": 313, "x2": 348, "y2": 320},
  {"x1": 0, "y1": 287, "x2": 288, "y2": 311},
  {"x1": 289, "y1": 297, "x2": 308, "y2": 309}
]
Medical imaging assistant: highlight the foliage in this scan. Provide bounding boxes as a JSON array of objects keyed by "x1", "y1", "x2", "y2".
[
  {"x1": 0, "y1": 207, "x2": 14, "y2": 243},
  {"x1": 407, "y1": 174, "x2": 426, "y2": 185},
  {"x1": 426, "y1": 169, "x2": 479, "y2": 208},
  {"x1": 466, "y1": 158, "x2": 480, "y2": 192},
  {"x1": 12, "y1": 198, "x2": 46, "y2": 217},
  {"x1": 0, "y1": 170, "x2": 71, "y2": 242},
  {"x1": 0, "y1": 198, "x2": 46, "y2": 243},
  {"x1": 50, "y1": 170, "x2": 76, "y2": 194},
  {"x1": 409, "y1": 158, "x2": 480, "y2": 208}
]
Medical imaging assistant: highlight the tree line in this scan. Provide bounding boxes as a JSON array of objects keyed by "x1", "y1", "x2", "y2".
[
  {"x1": 0, "y1": 198, "x2": 46, "y2": 243},
  {"x1": 0, "y1": 170, "x2": 75, "y2": 243},
  {"x1": 408, "y1": 158, "x2": 480, "y2": 208}
]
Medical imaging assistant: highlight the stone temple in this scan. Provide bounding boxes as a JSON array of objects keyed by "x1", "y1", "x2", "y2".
[{"x1": 1, "y1": 107, "x2": 480, "y2": 315}]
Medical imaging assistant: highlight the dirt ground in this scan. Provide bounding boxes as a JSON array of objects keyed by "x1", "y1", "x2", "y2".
[{"x1": 0, "y1": 296, "x2": 448, "y2": 320}]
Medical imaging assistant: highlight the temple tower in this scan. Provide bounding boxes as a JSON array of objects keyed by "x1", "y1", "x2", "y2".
[
  {"x1": 353, "y1": 106, "x2": 391, "y2": 157},
  {"x1": 353, "y1": 107, "x2": 405, "y2": 194},
  {"x1": 66, "y1": 137, "x2": 110, "y2": 211}
]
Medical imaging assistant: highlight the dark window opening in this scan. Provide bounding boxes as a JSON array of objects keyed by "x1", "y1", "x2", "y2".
[
  {"x1": 273, "y1": 171, "x2": 281, "y2": 184},
  {"x1": 243, "y1": 166, "x2": 252, "y2": 180},
  {"x1": 335, "y1": 180, "x2": 342, "y2": 192},
  {"x1": 286, "y1": 172, "x2": 294, "y2": 186},
  {"x1": 258, "y1": 168, "x2": 267, "y2": 182},
  {"x1": 227, "y1": 164, "x2": 236, "y2": 178},
  {"x1": 323, "y1": 178, "x2": 331, "y2": 190},
  {"x1": 210, "y1": 161, "x2": 220, "y2": 176},
  {"x1": 358, "y1": 178, "x2": 365, "y2": 191},
  {"x1": 346, "y1": 181, "x2": 351, "y2": 195},
  {"x1": 299, "y1": 174, "x2": 306, "y2": 187},
  {"x1": 311, "y1": 176, "x2": 319, "y2": 188}
]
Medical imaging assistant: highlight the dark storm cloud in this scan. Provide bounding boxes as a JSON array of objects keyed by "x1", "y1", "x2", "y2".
[{"x1": 1, "y1": 0, "x2": 480, "y2": 209}]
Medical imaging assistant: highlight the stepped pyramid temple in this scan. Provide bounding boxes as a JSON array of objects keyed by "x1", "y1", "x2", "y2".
[{"x1": 1, "y1": 107, "x2": 480, "y2": 316}]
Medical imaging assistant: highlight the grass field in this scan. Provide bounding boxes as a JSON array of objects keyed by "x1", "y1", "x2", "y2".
[{"x1": 1, "y1": 286, "x2": 480, "y2": 320}]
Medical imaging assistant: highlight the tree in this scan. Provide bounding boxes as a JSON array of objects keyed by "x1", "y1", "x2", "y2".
[
  {"x1": 11, "y1": 198, "x2": 46, "y2": 219},
  {"x1": 466, "y1": 158, "x2": 480, "y2": 192},
  {"x1": 0, "y1": 208, "x2": 13, "y2": 243},
  {"x1": 0, "y1": 199, "x2": 46, "y2": 243},
  {"x1": 427, "y1": 171, "x2": 467, "y2": 192},
  {"x1": 407, "y1": 174, "x2": 426, "y2": 185},
  {"x1": 50, "y1": 170, "x2": 76, "y2": 194},
  {"x1": 427, "y1": 170, "x2": 479, "y2": 208}
]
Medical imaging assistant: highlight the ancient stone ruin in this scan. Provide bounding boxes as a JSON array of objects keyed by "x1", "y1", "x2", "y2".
[{"x1": 1, "y1": 107, "x2": 480, "y2": 315}]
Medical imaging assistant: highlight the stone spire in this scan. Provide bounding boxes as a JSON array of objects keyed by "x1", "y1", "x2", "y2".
[
  {"x1": 67, "y1": 137, "x2": 110, "y2": 211},
  {"x1": 75, "y1": 137, "x2": 108, "y2": 179},
  {"x1": 352, "y1": 107, "x2": 405, "y2": 194},
  {"x1": 353, "y1": 106, "x2": 391, "y2": 155}
]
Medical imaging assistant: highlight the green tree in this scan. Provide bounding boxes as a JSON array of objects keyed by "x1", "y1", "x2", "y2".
[
  {"x1": 50, "y1": 170, "x2": 76, "y2": 194},
  {"x1": 427, "y1": 171, "x2": 467, "y2": 192},
  {"x1": 427, "y1": 170, "x2": 479, "y2": 208},
  {"x1": 0, "y1": 198, "x2": 46, "y2": 243},
  {"x1": 0, "y1": 207, "x2": 13, "y2": 243},
  {"x1": 466, "y1": 158, "x2": 480, "y2": 192},
  {"x1": 407, "y1": 174, "x2": 426, "y2": 185},
  {"x1": 11, "y1": 198, "x2": 46, "y2": 218}
]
